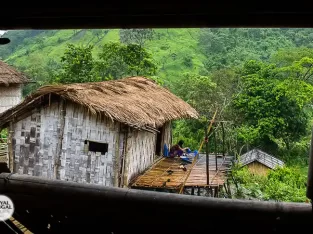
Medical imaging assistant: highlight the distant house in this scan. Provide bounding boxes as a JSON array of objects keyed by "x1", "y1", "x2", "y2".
[
  {"x1": 0, "y1": 77, "x2": 198, "y2": 187},
  {"x1": 239, "y1": 149, "x2": 284, "y2": 175},
  {"x1": 0, "y1": 61, "x2": 29, "y2": 113}
]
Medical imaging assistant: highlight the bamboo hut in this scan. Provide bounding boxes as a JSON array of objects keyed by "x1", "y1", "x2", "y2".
[
  {"x1": 0, "y1": 60, "x2": 29, "y2": 113},
  {"x1": 0, "y1": 76, "x2": 198, "y2": 187},
  {"x1": 239, "y1": 149, "x2": 284, "y2": 175}
]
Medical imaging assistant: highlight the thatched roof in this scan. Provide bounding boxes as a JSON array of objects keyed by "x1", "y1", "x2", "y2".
[
  {"x1": 0, "y1": 61, "x2": 29, "y2": 85},
  {"x1": 0, "y1": 77, "x2": 199, "y2": 130}
]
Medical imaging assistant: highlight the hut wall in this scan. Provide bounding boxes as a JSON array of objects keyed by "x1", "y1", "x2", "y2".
[
  {"x1": 59, "y1": 103, "x2": 119, "y2": 186},
  {"x1": 246, "y1": 161, "x2": 270, "y2": 176},
  {"x1": 124, "y1": 129, "x2": 156, "y2": 185},
  {"x1": 162, "y1": 121, "x2": 172, "y2": 154},
  {"x1": 11, "y1": 100, "x2": 168, "y2": 187},
  {"x1": 12, "y1": 102, "x2": 61, "y2": 179},
  {"x1": 0, "y1": 85, "x2": 22, "y2": 113},
  {"x1": 11, "y1": 102, "x2": 120, "y2": 187}
]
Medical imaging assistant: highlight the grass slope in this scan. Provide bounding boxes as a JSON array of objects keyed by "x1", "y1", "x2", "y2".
[{"x1": 0, "y1": 29, "x2": 204, "y2": 83}]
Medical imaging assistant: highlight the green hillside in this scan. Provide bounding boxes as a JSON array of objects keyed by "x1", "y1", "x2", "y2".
[
  {"x1": 2, "y1": 28, "x2": 313, "y2": 85},
  {"x1": 0, "y1": 29, "x2": 205, "y2": 83}
]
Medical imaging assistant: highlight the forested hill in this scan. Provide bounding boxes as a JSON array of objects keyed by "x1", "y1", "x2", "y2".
[
  {"x1": 1, "y1": 28, "x2": 313, "y2": 202},
  {"x1": 2, "y1": 28, "x2": 313, "y2": 84}
]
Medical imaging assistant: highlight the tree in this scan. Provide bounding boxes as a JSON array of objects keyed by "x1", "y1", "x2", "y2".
[
  {"x1": 233, "y1": 60, "x2": 313, "y2": 151},
  {"x1": 21, "y1": 55, "x2": 61, "y2": 96},
  {"x1": 119, "y1": 29, "x2": 154, "y2": 47},
  {"x1": 56, "y1": 44, "x2": 95, "y2": 84},
  {"x1": 173, "y1": 73, "x2": 217, "y2": 116},
  {"x1": 94, "y1": 42, "x2": 157, "y2": 80},
  {"x1": 171, "y1": 71, "x2": 242, "y2": 152},
  {"x1": 91, "y1": 29, "x2": 109, "y2": 41},
  {"x1": 270, "y1": 47, "x2": 313, "y2": 67},
  {"x1": 171, "y1": 73, "x2": 218, "y2": 149}
]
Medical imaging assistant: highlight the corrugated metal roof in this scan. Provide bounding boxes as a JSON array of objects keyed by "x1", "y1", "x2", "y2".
[{"x1": 239, "y1": 149, "x2": 284, "y2": 169}]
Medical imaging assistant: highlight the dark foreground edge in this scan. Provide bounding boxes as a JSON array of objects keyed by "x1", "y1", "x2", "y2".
[{"x1": 0, "y1": 173, "x2": 311, "y2": 233}]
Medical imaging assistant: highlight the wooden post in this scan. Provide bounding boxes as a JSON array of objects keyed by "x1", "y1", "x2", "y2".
[
  {"x1": 113, "y1": 124, "x2": 121, "y2": 187},
  {"x1": 221, "y1": 121, "x2": 225, "y2": 157},
  {"x1": 8, "y1": 121, "x2": 14, "y2": 172},
  {"x1": 214, "y1": 124, "x2": 218, "y2": 171},
  {"x1": 205, "y1": 125, "x2": 210, "y2": 186},
  {"x1": 227, "y1": 179, "x2": 232, "y2": 197},
  {"x1": 121, "y1": 128, "x2": 129, "y2": 188},
  {"x1": 223, "y1": 183, "x2": 228, "y2": 197},
  {"x1": 54, "y1": 99, "x2": 66, "y2": 180}
]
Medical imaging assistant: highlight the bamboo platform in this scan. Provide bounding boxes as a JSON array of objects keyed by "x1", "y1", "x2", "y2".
[
  {"x1": 9, "y1": 217, "x2": 33, "y2": 233},
  {"x1": 185, "y1": 154, "x2": 232, "y2": 187},
  {"x1": 131, "y1": 154, "x2": 233, "y2": 191}
]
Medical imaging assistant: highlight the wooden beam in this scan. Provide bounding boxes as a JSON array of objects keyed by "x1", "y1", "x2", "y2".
[
  {"x1": 221, "y1": 122, "x2": 225, "y2": 157},
  {"x1": 8, "y1": 121, "x2": 14, "y2": 172},
  {"x1": 54, "y1": 99, "x2": 66, "y2": 180},
  {"x1": 0, "y1": 173, "x2": 312, "y2": 234},
  {"x1": 114, "y1": 124, "x2": 121, "y2": 187},
  {"x1": 205, "y1": 126, "x2": 210, "y2": 186},
  {"x1": 214, "y1": 125, "x2": 218, "y2": 171},
  {"x1": 121, "y1": 127, "x2": 129, "y2": 188}
]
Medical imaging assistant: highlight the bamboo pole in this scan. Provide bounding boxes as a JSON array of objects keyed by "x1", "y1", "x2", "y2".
[
  {"x1": 214, "y1": 124, "x2": 218, "y2": 171},
  {"x1": 54, "y1": 99, "x2": 66, "y2": 180},
  {"x1": 179, "y1": 109, "x2": 218, "y2": 194},
  {"x1": 8, "y1": 121, "x2": 14, "y2": 172},
  {"x1": 221, "y1": 122, "x2": 225, "y2": 157},
  {"x1": 205, "y1": 126, "x2": 209, "y2": 185}
]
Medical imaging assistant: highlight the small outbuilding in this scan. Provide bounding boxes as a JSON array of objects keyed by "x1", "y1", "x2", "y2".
[
  {"x1": 239, "y1": 149, "x2": 284, "y2": 175},
  {"x1": 0, "y1": 77, "x2": 198, "y2": 187},
  {"x1": 0, "y1": 60, "x2": 29, "y2": 113}
]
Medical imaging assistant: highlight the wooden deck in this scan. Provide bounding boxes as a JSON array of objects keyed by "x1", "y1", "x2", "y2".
[
  {"x1": 130, "y1": 154, "x2": 233, "y2": 190},
  {"x1": 186, "y1": 154, "x2": 232, "y2": 187}
]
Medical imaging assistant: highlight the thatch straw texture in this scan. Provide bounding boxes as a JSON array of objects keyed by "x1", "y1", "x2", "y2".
[
  {"x1": 0, "y1": 77, "x2": 198, "y2": 129},
  {"x1": 0, "y1": 61, "x2": 29, "y2": 85}
]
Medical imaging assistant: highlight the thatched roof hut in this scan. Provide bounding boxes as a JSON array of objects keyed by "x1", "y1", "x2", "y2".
[
  {"x1": 0, "y1": 61, "x2": 29, "y2": 114},
  {"x1": 0, "y1": 76, "x2": 198, "y2": 129},
  {"x1": 0, "y1": 61, "x2": 29, "y2": 85},
  {"x1": 0, "y1": 77, "x2": 198, "y2": 187}
]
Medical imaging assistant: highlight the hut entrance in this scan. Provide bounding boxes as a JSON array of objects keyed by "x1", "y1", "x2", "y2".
[{"x1": 155, "y1": 127, "x2": 164, "y2": 156}]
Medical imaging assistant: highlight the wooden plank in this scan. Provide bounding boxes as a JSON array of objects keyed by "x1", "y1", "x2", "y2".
[
  {"x1": 113, "y1": 123, "x2": 121, "y2": 187},
  {"x1": 131, "y1": 154, "x2": 233, "y2": 190},
  {"x1": 9, "y1": 217, "x2": 33, "y2": 234},
  {"x1": 8, "y1": 121, "x2": 14, "y2": 172}
]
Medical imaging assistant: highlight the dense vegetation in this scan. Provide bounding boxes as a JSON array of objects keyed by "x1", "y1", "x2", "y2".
[
  {"x1": 1, "y1": 28, "x2": 313, "y2": 202},
  {"x1": 230, "y1": 165, "x2": 308, "y2": 202}
]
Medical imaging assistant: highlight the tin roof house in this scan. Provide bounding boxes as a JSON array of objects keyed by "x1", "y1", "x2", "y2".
[{"x1": 239, "y1": 149, "x2": 284, "y2": 175}]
